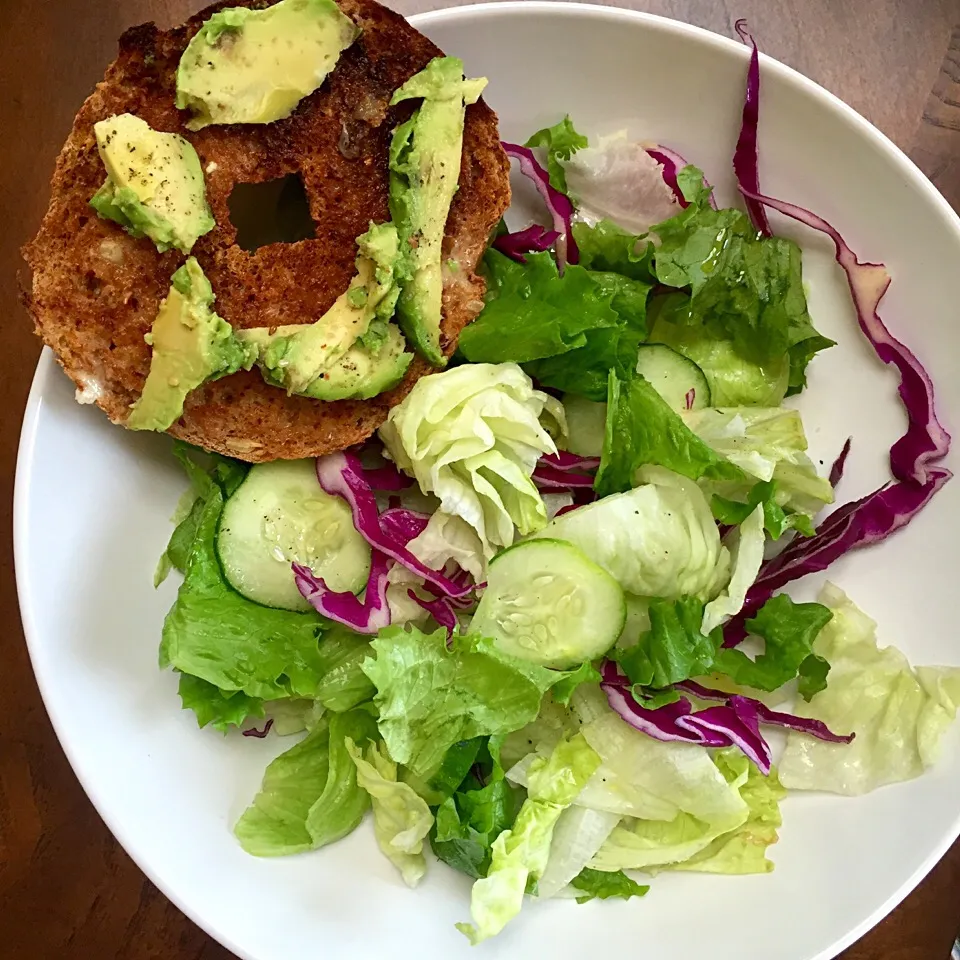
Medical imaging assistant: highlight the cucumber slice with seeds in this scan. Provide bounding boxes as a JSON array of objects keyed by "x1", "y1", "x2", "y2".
[
  {"x1": 217, "y1": 459, "x2": 371, "y2": 612},
  {"x1": 470, "y1": 539, "x2": 626, "y2": 668},
  {"x1": 635, "y1": 343, "x2": 711, "y2": 411}
]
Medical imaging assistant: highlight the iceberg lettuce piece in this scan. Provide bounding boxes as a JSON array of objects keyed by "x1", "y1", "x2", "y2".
[
  {"x1": 702, "y1": 504, "x2": 765, "y2": 634},
  {"x1": 533, "y1": 466, "x2": 730, "y2": 601},
  {"x1": 664, "y1": 751, "x2": 786, "y2": 874},
  {"x1": 379, "y1": 363, "x2": 563, "y2": 558},
  {"x1": 779, "y1": 584, "x2": 960, "y2": 795},
  {"x1": 683, "y1": 406, "x2": 833, "y2": 516},
  {"x1": 346, "y1": 737, "x2": 433, "y2": 886}
]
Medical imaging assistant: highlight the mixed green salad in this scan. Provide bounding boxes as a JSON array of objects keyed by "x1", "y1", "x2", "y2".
[{"x1": 156, "y1": 22, "x2": 960, "y2": 944}]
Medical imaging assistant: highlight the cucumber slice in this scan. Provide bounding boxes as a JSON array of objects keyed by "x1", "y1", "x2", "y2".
[
  {"x1": 470, "y1": 539, "x2": 626, "y2": 668},
  {"x1": 635, "y1": 343, "x2": 710, "y2": 411},
  {"x1": 217, "y1": 459, "x2": 371, "y2": 612},
  {"x1": 562, "y1": 393, "x2": 606, "y2": 458}
]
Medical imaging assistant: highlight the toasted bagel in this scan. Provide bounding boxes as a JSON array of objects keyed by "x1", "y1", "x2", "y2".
[{"x1": 22, "y1": 0, "x2": 510, "y2": 461}]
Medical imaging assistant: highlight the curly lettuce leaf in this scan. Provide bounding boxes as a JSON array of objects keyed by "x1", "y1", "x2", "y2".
[
  {"x1": 314, "y1": 624, "x2": 376, "y2": 713},
  {"x1": 431, "y1": 738, "x2": 520, "y2": 879},
  {"x1": 459, "y1": 249, "x2": 652, "y2": 402},
  {"x1": 551, "y1": 662, "x2": 603, "y2": 706},
  {"x1": 650, "y1": 177, "x2": 833, "y2": 393},
  {"x1": 346, "y1": 737, "x2": 434, "y2": 886},
  {"x1": 714, "y1": 593, "x2": 833, "y2": 695},
  {"x1": 571, "y1": 867, "x2": 649, "y2": 903},
  {"x1": 572, "y1": 218, "x2": 655, "y2": 283},
  {"x1": 156, "y1": 441, "x2": 249, "y2": 585},
  {"x1": 457, "y1": 734, "x2": 601, "y2": 944},
  {"x1": 234, "y1": 723, "x2": 331, "y2": 856},
  {"x1": 525, "y1": 269, "x2": 651, "y2": 401},
  {"x1": 661, "y1": 750, "x2": 786, "y2": 874},
  {"x1": 779, "y1": 584, "x2": 960, "y2": 795},
  {"x1": 586, "y1": 740, "x2": 750, "y2": 872},
  {"x1": 458, "y1": 251, "x2": 621, "y2": 364},
  {"x1": 596, "y1": 373, "x2": 745, "y2": 497},
  {"x1": 683, "y1": 406, "x2": 833, "y2": 516},
  {"x1": 649, "y1": 292, "x2": 790, "y2": 407},
  {"x1": 407, "y1": 737, "x2": 484, "y2": 806},
  {"x1": 177, "y1": 672, "x2": 265, "y2": 732},
  {"x1": 525, "y1": 115, "x2": 588, "y2": 193},
  {"x1": 305, "y1": 708, "x2": 380, "y2": 848},
  {"x1": 363, "y1": 626, "x2": 580, "y2": 778},
  {"x1": 711, "y1": 480, "x2": 815, "y2": 541},
  {"x1": 614, "y1": 597, "x2": 721, "y2": 689}
]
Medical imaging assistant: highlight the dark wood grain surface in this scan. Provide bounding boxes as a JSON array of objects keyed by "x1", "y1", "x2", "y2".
[{"x1": 2, "y1": 1, "x2": 960, "y2": 958}]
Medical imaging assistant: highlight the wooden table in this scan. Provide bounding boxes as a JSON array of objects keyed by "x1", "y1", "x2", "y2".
[{"x1": 2, "y1": 1, "x2": 959, "y2": 957}]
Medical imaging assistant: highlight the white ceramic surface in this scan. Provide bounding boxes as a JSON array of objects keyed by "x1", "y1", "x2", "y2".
[{"x1": 15, "y1": 4, "x2": 960, "y2": 959}]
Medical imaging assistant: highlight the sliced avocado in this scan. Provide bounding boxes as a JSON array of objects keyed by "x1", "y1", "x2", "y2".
[
  {"x1": 127, "y1": 258, "x2": 255, "y2": 432},
  {"x1": 91, "y1": 114, "x2": 214, "y2": 254},
  {"x1": 389, "y1": 57, "x2": 487, "y2": 367},
  {"x1": 236, "y1": 221, "x2": 402, "y2": 395},
  {"x1": 176, "y1": 0, "x2": 360, "y2": 130},
  {"x1": 300, "y1": 324, "x2": 413, "y2": 400}
]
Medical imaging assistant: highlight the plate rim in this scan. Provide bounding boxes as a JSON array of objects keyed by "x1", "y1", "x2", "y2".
[{"x1": 14, "y1": 5, "x2": 960, "y2": 960}]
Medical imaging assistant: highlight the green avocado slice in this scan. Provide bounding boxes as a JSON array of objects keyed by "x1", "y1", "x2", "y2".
[
  {"x1": 176, "y1": 0, "x2": 360, "y2": 130},
  {"x1": 236, "y1": 221, "x2": 404, "y2": 396},
  {"x1": 300, "y1": 324, "x2": 413, "y2": 401},
  {"x1": 389, "y1": 57, "x2": 487, "y2": 367},
  {"x1": 91, "y1": 113, "x2": 214, "y2": 254},
  {"x1": 127, "y1": 258, "x2": 255, "y2": 432}
]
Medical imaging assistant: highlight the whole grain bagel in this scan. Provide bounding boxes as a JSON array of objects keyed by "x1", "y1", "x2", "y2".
[{"x1": 22, "y1": 0, "x2": 510, "y2": 462}]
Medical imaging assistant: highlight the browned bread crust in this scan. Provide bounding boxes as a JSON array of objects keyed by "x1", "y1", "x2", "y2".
[{"x1": 22, "y1": 0, "x2": 510, "y2": 461}]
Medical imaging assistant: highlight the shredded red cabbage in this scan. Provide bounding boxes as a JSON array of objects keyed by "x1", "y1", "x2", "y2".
[
  {"x1": 685, "y1": 388, "x2": 696, "y2": 410},
  {"x1": 408, "y1": 589, "x2": 458, "y2": 639},
  {"x1": 492, "y1": 224, "x2": 561, "y2": 264},
  {"x1": 677, "y1": 681, "x2": 855, "y2": 744},
  {"x1": 646, "y1": 146, "x2": 718, "y2": 211},
  {"x1": 242, "y1": 719, "x2": 274, "y2": 739},
  {"x1": 360, "y1": 460, "x2": 413, "y2": 491},
  {"x1": 601, "y1": 662, "x2": 772, "y2": 773},
  {"x1": 315, "y1": 453, "x2": 470, "y2": 598},
  {"x1": 533, "y1": 453, "x2": 599, "y2": 491},
  {"x1": 542, "y1": 452, "x2": 600, "y2": 472},
  {"x1": 502, "y1": 142, "x2": 579, "y2": 270},
  {"x1": 533, "y1": 464, "x2": 596, "y2": 490},
  {"x1": 724, "y1": 466, "x2": 952, "y2": 647},
  {"x1": 379, "y1": 507, "x2": 430, "y2": 545},
  {"x1": 732, "y1": 20, "x2": 772, "y2": 237},
  {"x1": 646, "y1": 146, "x2": 687, "y2": 207},
  {"x1": 294, "y1": 550, "x2": 391, "y2": 634},
  {"x1": 422, "y1": 579, "x2": 475, "y2": 610},
  {"x1": 716, "y1": 189, "x2": 953, "y2": 640},
  {"x1": 719, "y1": 29, "x2": 952, "y2": 650},
  {"x1": 602, "y1": 665, "x2": 855, "y2": 772},
  {"x1": 829, "y1": 438, "x2": 853, "y2": 488},
  {"x1": 740, "y1": 187, "x2": 951, "y2": 486}
]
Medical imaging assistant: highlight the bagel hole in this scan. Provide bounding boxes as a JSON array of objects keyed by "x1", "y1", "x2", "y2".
[{"x1": 228, "y1": 174, "x2": 315, "y2": 252}]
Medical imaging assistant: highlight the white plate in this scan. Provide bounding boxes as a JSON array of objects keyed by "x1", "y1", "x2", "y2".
[{"x1": 15, "y1": 4, "x2": 960, "y2": 959}]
